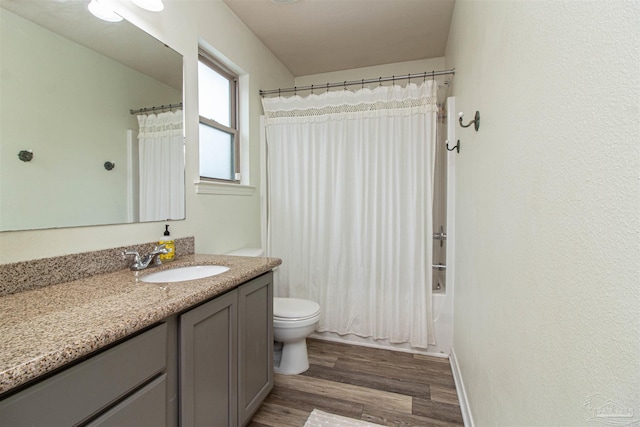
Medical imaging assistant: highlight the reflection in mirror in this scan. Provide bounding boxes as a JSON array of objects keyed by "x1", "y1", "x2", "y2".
[{"x1": 0, "y1": 0, "x2": 184, "y2": 231}]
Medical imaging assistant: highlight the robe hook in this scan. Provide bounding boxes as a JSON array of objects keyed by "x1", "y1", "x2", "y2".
[
  {"x1": 446, "y1": 139, "x2": 460, "y2": 154},
  {"x1": 459, "y1": 111, "x2": 480, "y2": 131},
  {"x1": 18, "y1": 150, "x2": 33, "y2": 162}
]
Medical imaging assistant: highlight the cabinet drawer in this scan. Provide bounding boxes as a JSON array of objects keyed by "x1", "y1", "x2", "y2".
[
  {"x1": 85, "y1": 374, "x2": 167, "y2": 427},
  {"x1": 0, "y1": 323, "x2": 167, "y2": 427}
]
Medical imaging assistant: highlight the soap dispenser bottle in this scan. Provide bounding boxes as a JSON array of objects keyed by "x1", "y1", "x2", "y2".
[{"x1": 159, "y1": 224, "x2": 175, "y2": 261}]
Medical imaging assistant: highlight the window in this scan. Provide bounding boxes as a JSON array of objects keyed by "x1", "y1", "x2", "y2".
[{"x1": 198, "y1": 51, "x2": 239, "y2": 182}]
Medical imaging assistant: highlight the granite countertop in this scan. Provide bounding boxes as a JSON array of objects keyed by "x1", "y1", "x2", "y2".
[{"x1": 0, "y1": 254, "x2": 281, "y2": 395}]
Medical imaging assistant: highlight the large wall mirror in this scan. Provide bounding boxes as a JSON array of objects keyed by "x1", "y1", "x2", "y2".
[{"x1": 0, "y1": 0, "x2": 184, "y2": 232}]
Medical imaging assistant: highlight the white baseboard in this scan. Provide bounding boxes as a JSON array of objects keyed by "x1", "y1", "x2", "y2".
[{"x1": 449, "y1": 346, "x2": 474, "y2": 427}]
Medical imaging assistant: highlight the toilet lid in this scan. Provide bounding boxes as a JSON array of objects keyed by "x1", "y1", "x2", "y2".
[{"x1": 274, "y1": 298, "x2": 320, "y2": 320}]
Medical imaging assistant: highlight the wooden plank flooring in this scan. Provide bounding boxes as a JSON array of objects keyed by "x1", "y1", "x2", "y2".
[{"x1": 249, "y1": 338, "x2": 464, "y2": 427}]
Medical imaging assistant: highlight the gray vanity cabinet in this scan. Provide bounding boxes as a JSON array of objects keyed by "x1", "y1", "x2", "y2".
[
  {"x1": 180, "y1": 272, "x2": 274, "y2": 427},
  {"x1": 0, "y1": 323, "x2": 171, "y2": 427},
  {"x1": 180, "y1": 289, "x2": 239, "y2": 427},
  {"x1": 0, "y1": 271, "x2": 273, "y2": 427},
  {"x1": 180, "y1": 272, "x2": 273, "y2": 427},
  {"x1": 238, "y1": 272, "x2": 273, "y2": 425}
]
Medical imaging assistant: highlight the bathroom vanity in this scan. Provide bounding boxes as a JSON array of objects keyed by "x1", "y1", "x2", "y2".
[{"x1": 0, "y1": 253, "x2": 280, "y2": 427}]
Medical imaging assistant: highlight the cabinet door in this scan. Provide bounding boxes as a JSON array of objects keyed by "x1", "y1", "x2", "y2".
[
  {"x1": 180, "y1": 290, "x2": 238, "y2": 427},
  {"x1": 238, "y1": 273, "x2": 273, "y2": 426}
]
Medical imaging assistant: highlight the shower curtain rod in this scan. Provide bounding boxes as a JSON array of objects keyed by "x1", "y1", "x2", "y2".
[
  {"x1": 129, "y1": 102, "x2": 183, "y2": 115},
  {"x1": 259, "y1": 68, "x2": 455, "y2": 96}
]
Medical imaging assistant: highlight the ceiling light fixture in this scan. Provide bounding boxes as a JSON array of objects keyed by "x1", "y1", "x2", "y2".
[
  {"x1": 88, "y1": 0, "x2": 164, "y2": 23},
  {"x1": 87, "y1": 0, "x2": 123, "y2": 22},
  {"x1": 131, "y1": 0, "x2": 165, "y2": 12}
]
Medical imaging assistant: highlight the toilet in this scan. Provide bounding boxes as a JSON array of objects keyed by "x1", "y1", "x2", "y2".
[
  {"x1": 225, "y1": 248, "x2": 320, "y2": 375},
  {"x1": 273, "y1": 297, "x2": 320, "y2": 374}
]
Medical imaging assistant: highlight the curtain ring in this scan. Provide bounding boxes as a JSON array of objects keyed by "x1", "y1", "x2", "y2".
[
  {"x1": 294, "y1": 86, "x2": 297, "y2": 96},
  {"x1": 408, "y1": 73, "x2": 411, "y2": 84},
  {"x1": 432, "y1": 70, "x2": 435, "y2": 81},
  {"x1": 326, "y1": 82, "x2": 330, "y2": 93},
  {"x1": 344, "y1": 81, "x2": 347, "y2": 91},
  {"x1": 379, "y1": 77, "x2": 382, "y2": 87},
  {"x1": 361, "y1": 79, "x2": 364, "y2": 90},
  {"x1": 311, "y1": 84, "x2": 314, "y2": 94},
  {"x1": 392, "y1": 75, "x2": 395, "y2": 85},
  {"x1": 278, "y1": 88, "x2": 281, "y2": 98},
  {"x1": 423, "y1": 72, "x2": 427, "y2": 83}
]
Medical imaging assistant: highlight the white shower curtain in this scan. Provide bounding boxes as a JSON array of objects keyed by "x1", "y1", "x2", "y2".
[
  {"x1": 138, "y1": 110, "x2": 184, "y2": 222},
  {"x1": 263, "y1": 81, "x2": 437, "y2": 349}
]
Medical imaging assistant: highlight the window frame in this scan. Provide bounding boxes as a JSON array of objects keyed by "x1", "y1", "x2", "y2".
[{"x1": 198, "y1": 50, "x2": 240, "y2": 183}]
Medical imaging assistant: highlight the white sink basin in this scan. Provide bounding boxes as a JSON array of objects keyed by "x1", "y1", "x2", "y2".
[{"x1": 140, "y1": 265, "x2": 230, "y2": 283}]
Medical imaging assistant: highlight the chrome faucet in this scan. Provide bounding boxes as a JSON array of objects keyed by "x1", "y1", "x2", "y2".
[{"x1": 123, "y1": 244, "x2": 169, "y2": 271}]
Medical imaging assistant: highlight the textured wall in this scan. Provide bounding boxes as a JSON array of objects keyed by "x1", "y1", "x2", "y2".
[{"x1": 445, "y1": 0, "x2": 639, "y2": 425}]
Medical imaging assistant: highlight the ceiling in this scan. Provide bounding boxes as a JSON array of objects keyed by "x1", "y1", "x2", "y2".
[{"x1": 223, "y1": 0, "x2": 455, "y2": 77}]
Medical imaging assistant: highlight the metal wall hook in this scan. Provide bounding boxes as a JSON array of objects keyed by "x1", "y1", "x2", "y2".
[
  {"x1": 459, "y1": 111, "x2": 480, "y2": 131},
  {"x1": 18, "y1": 150, "x2": 33, "y2": 162},
  {"x1": 446, "y1": 139, "x2": 460, "y2": 153}
]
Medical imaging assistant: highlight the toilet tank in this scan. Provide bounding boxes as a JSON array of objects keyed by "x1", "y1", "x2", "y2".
[{"x1": 225, "y1": 248, "x2": 264, "y2": 257}]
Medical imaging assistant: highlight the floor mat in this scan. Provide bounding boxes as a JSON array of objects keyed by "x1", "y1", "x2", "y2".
[{"x1": 304, "y1": 409, "x2": 386, "y2": 427}]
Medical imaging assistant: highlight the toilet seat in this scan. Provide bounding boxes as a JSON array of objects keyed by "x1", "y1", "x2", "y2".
[{"x1": 274, "y1": 297, "x2": 320, "y2": 321}]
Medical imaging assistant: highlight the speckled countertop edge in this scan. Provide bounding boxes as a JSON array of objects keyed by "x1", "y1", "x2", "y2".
[{"x1": 0, "y1": 254, "x2": 281, "y2": 395}]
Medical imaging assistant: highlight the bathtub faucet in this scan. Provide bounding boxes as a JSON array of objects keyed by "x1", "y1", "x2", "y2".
[{"x1": 433, "y1": 226, "x2": 447, "y2": 247}]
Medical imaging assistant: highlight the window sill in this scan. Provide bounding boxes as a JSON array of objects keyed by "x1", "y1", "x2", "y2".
[{"x1": 194, "y1": 179, "x2": 256, "y2": 196}]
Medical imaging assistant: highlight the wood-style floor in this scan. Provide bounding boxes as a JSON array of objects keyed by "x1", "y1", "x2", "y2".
[{"x1": 249, "y1": 338, "x2": 464, "y2": 427}]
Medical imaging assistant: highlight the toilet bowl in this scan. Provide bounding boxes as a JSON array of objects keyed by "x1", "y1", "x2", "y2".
[
  {"x1": 273, "y1": 297, "x2": 320, "y2": 375},
  {"x1": 225, "y1": 248, "x2": 320, "y2": 375}
]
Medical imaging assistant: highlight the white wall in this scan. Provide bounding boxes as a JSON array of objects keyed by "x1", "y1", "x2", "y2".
[
  {"x1": 445, "y1": 1, "x2": 639, "y2": 425},
  {"x1": 0, "y1": 0, "x2": 294, "y2": 263}
]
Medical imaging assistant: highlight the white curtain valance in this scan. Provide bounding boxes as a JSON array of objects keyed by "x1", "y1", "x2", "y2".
[
  {"x1": 137, "y1": 110, "x2": 183, "y2": 138},
  {"x1": 262, "y1": 82, "x2": 438, "y2": 124}
]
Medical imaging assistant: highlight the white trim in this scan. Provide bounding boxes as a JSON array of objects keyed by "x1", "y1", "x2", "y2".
[
  {"x1": 260, "y1": 115, "x2": 268, "y2": 253},
  {"x1": 126, "y1": 130, "x2": 135, "y2": 223},
  {"x1": 194, "y1": 179, "x2": 255, "y2": 196},
  {"x1": 450, "y1": 346, "x2": 474, "y2": 427}
]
